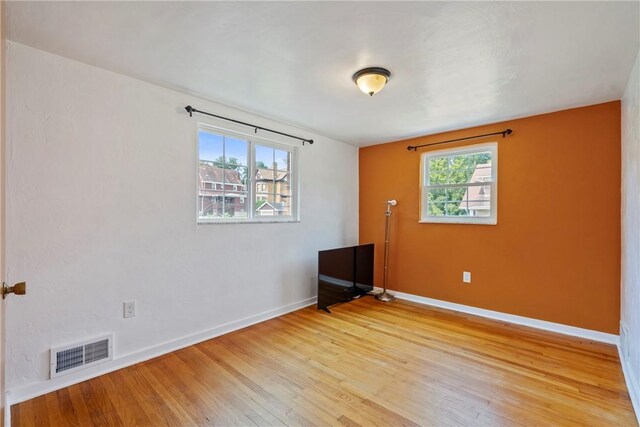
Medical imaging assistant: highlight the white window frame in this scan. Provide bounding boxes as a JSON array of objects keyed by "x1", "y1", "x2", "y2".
[
  {"x1": 196, "y1": 123, "x2": 300, "y2": 224},
  {"x1": 420, "y1": 142, "x2": 497, "y2": 225}
]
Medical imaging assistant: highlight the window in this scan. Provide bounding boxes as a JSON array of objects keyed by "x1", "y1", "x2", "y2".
[
  {"x1": 420, "y1": 143, "x2": 497, "y2": 225},
  {"x1": 197, "y1": 125, "x2": 298, "y2": 223}
]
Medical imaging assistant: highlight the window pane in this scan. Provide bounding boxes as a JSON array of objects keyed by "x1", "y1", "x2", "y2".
[
  {"x1": 278, "y1": 172, "x2": 292, "y2": 196},
  {"x1": 255, "y1": 192, "x2": 277, "y2": 217},
  {"x1": 465, "y1": 182, "x2": 490, "y2": 201},
  {"x1": 224, "y1": 192, "x2": 248, "y2": 218},
  {"x1": 442, "y1": 185, "x2": 468, "y2": 216},
  {"x1": 446, "y1": 154, "x2": 472, "y2": 184},
  {"x1": 199, "y1": 195, "x2": 223, "y2": 219},
  {"x1": 224, "y1": 137, "x2": 248, "y2": 167},
  {"x1": 255, "y1": 168, "x2": 275, "y2": 203},
  {"x1": 427, "y1": 151, "x2": 493, "y2": 186},
  {"x1": 427, "y1": 184, "x2": 492, "y2": 217},
  {"x1": 467, "y1": 200, "x2": 491, "y2": 217},
  {"x1": 427, "y1": 185, "x2": 446, "y2": 216},
  {"x1": 275, "y1": 194, "x2": 292, "y2": 216},
  {"x1": 223, "y1": 165, "x2": 248, "y2": 219},
  {"x1": 469, "y1": 152, "x2": 492, "y2": 175},
  {"x1": 446, "y1": 201, "x2": 469, "y2": 216},
  {"x1": 428, "y1": 201, "x2": 445, "y2": 216},
  {"x1": 458, "y1": 185, "x2": 492, "y2": 217},
  {"x1": 256, "y1": 144, "x2": 274, "y2": 169},
  {"x1": 428, "y1": 158, "x2": 448, "y2": 185},
  {"x1": 235, "y1": 166, "x2": 249, "y2": 188},
  {"x1": 275, "y1": 149, "x2": 291, "y2": 171},
  {"x1": 199, "y1": 131, "x2": 224, "y2": 166},
  {"x1": 427, "y1": 188, "x2": 447, "y2": 203},
  {"x1": 198, "y1": 159, "x2": 224, "y2": 220},
  {"x1": 466, "y1": 182, "x2": 492, "y2": 216},
  {"x1": 198, "y1": 130, "x2": 249, "y2": 221},
  {"x1": 469, "y1": 160, "x2": 492, "y2": 183},
  {"x1": 444, "y1": 186, "x2": 467, "y2": 203}
]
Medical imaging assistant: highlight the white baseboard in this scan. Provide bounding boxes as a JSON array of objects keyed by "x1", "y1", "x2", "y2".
[
  {"x1": 374, "y1": 287, "x2": 619, "y2": 345},
  {"x1": 6, "y1": 296, "x2": 317, "y2": 407},
  {"x1": 619, "y1": 343, "x2": 640, "y2": 425}
]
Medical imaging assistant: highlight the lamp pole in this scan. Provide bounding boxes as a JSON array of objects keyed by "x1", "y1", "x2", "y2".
[{"x1": 377, "y1": 200, "x2": 397, "y2": 302}]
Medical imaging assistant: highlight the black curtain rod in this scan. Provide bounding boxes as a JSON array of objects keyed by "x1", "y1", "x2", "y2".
[
  {"x1": 407, "y1": 129, "x2": 512, "y2": 151},
  {"x1": 185, "y1": 106, "x2": 314, "y2": 145}
]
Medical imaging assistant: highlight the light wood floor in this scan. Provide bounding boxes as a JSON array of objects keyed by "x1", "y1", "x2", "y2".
[{"x1": 11, "y1": 297, "x2": 638, "y2": 426}]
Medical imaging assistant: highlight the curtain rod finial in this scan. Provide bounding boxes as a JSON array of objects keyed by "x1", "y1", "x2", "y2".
[
  {"x1": 504, "y1": 129, "x2": 513, "y2": 137},
  {"x1": 185, "y1": 105, "x2": 193, "y2": 117}
]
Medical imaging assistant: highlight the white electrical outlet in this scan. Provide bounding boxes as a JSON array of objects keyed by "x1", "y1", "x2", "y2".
[
  {"x1": 123, "y1": 301, "x2": 136, "y2": 318},
  {"x1": 463, "y1": 271, "x2": 471, "y2": 283}
]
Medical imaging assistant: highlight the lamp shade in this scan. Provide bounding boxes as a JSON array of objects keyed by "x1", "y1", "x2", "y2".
[{"x1": 353, "y1": 67, "x2": 391, "y2": 96}]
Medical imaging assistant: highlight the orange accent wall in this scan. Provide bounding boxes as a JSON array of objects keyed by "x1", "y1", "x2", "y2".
[{"x1": 359, "y1": 101, "x2": 621, "y2": 334}]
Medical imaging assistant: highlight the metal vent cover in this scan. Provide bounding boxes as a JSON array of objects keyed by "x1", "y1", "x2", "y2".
[
  {"x1": 55, "y1": 346, "x2": 83, "y2": 374},
  {"x1": 85, "y1": 339, "x2": 109, "y2": 364},
  {"x1": 50, "y1": 335, "x2": 113, "y2": 378}
]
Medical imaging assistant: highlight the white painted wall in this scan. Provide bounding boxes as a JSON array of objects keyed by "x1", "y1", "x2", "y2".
[
  {"x1": 4, "y1": 42, "x2": 358, "y2": 398},
  {"x1": 621, "y1": 48, "x2": 640, "y2": 418}
]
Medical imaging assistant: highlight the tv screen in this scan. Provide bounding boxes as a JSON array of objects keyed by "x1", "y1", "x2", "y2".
[
  {"x1": 318, "y1": 246, "x2": 354, "y2": 289},
  {"x1": 317, "y1": 244, "x2": 374, "y2": 311},
  {"x1": 354, "y1": 243, "x2": 374, "y2": 293}
]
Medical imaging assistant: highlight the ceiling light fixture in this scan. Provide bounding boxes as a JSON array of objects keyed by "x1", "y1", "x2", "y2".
[{"x1": 352, "y1": 67, "x2": 391, "y2": 96}]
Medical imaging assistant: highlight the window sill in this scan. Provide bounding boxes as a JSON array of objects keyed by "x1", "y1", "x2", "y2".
[
  {"x1": 419, "y1": 218, "x2": 497, "y2": 225},
  {"x1": 197, "y1": 218, "x2": 300, "y2": 225}
]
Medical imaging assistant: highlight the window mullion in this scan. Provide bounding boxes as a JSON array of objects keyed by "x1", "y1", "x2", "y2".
[
  {"x1": 221, "y1": 136, "x2": 226, "y2": 217},
  {"x1": 272, "y1": 149, "x2": 276, "y2": 216},
  {"x1": 249, "y1": 141, "x2": 254, "y2": 220}
]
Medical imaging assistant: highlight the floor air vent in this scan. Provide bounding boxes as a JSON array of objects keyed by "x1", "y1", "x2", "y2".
[{"x1": 50, "y1": 335, "x2": 113, "y2": 378}]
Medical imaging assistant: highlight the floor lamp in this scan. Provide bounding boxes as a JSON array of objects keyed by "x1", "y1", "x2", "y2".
[{"x1": 377, "y1": 200, "x2": 397, "y2": 302}]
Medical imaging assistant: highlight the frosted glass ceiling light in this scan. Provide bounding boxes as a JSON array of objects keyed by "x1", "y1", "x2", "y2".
[{"x1": 353, "y1": 67, "x2": 391, "y2": 96}]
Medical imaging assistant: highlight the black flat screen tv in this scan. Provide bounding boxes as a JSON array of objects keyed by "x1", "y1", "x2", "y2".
[{"x1": 317, "y1": 243, "x2": 374, "y2": 311}]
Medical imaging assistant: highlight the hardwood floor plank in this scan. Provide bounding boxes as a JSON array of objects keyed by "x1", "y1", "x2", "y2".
[
  {"x1": 43, "y1": 391, "x2": 68, "y2": 426},
  {"x1": 113, "y1": 363, "x2": 190, "y2": 426},
  {"x1": 96, "y1": 374, "x2": 154, "y2": 426},
  {"x1": 67, "y1": 383, "x2": 95, "y2": 426},
  {"x1": 79, "y1": 380, "x2": 123, "y2": 427},
  {"x1": 53, "y1": 388, "x2": 81, "y2": 426},
  {"x1": 11, "y1": 298, "x2": 638, "y2": 426}
]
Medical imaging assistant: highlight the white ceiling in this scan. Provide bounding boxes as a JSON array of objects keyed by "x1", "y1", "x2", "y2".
[{"x1": 6, "y1": 1, "x2": 639, "y2": 146}]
